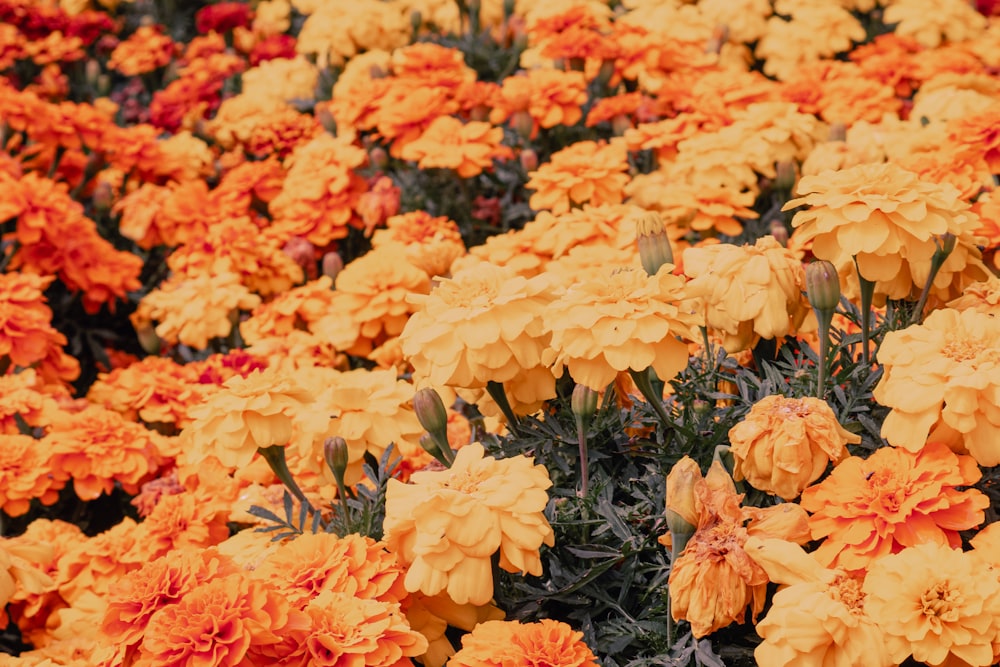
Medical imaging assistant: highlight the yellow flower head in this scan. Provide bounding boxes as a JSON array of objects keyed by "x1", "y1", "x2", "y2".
[
  {"x1": 874, "y1": 307, "x2": 1000, "y2": 465},
  {"x1": 683, "y1": 236, "x2": 811, "y2": 353},
  {"x1": 449, "y1": 619, "x2": 599, "y2": 667},
  {"x1": 543, "y1": 265, "x2": 699, "y2": 391},
  {"x1": 383, "y1": 443, "x2": 554, "y2": 606}
]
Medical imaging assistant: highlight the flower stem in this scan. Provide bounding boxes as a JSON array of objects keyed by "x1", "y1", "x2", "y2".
[
  {"x1": 575, "y1": 414, "x2": 589, "y2": 497},
  {"x1": 257, "y1": 445, "x2": 317, "y2": 515},
  {"x1": 909, "y1": 234, "x2": 956, "y2": 326},
  {"x1": 814, "y1": 309, "x2": 833, "y2": 399},
  {"x1": 854, "y1": 261, "x2": 876, "y2": 367},
  {"x1": 485, "y1": 380, "x2": 519, "y2": 430},
  {"x1": 629, "y1": 368, "x2": 673, "y2": 431}
]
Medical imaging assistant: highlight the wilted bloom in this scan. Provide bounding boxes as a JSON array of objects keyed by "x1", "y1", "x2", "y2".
[
  {"x1": 728, "y1": 395, "x2": 856, "y2": 501},
  {"x1": 182, "y1": 367, "x2": 323, "y2": 469},
  {"x1": 800, "y1": 441, "x2": 988, "y2": 572},
  {"x1": 543, "y1": 265, "x2": 698, "y2": 391},
  {"x1": 745, "y1": 537, "x2": 894, "y2": 667},
  {"x1": 449, "y1": 619, "x2": 599, "y2": 667},
  {"x1": 785, "y1": 162, "x2": 986, "y2": 302},
  {"x1": 383, "y1": 443, "x2": 554, "y2": 606},
  {"x1": 873, "y1": 307, "x2": 1000, "y2": 465},
  {"x1": 683, "y1": 237, "x2": 811, "y2": 354},
  {"x1": 400, "y1": 263, "x2": 557, "y2": 414},
  {"x1": 863, "y1": 542, "x2": 1000, "y2": 666}
]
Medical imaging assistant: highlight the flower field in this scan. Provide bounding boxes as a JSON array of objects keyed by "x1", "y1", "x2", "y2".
[{"x1": 2, "y1": 0, "x2": 1000, "y2": 665}]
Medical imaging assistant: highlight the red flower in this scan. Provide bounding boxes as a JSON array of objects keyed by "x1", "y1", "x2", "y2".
[{"x1": 195, "y1": 2, "x2": 253, "y2": 34}]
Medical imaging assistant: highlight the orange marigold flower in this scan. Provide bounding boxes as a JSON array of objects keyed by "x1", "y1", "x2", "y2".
[
  {"x1": 526, "y1": 139, "x2": 630, "y2": 215},
  {"x1": 400, "y1": 116, "x2": 513, "y2": 178},
  {"x1": 311, "y1": 246, "x2": 431, "y2": 358},
  {"x1": 46, "y1": 405, "x2": 166, "y2": 501},
  {"x1": 489, "y1": 68, "x2": 587, "y2": 135},
  {"x1": 873, "y1": 307, "x2": 1000, "y2": 465},
  {"x1": 0, "y1": 369, "x2": 61, "y2": 434},
  {"x1": 682, "y1": 237, "x2": 810, "y2": 353},
  {"x1": 269, "y1": 134, "x2": 369, "y2": 247},
  {"x1": 140, "y1": 572, "x2": 293, "y2": 666},
  {"x1": 0, "y1": 273, "x2": 66, "y2": 369},
  {"x1": 135, "y1": 271, "x2": 262, "y2": 351},
  {"x1": 745, "y1": 537, "x2": 894, "y2": 667},
  {"x1": 786, "y1": 162, "x2": 986, "y2": 302},
  {"x1": 132, "y1": 493, "x2": 232, "y2": 562},
  {"x1": 404, "y1": 591, "x2": 505, "y2": 667},
  {"x1": 863, "y1": 542, "x2": 1000, "y2": 666},
  {"x1": 87, "y1": 356, "x2": 207, "y2": 428},
  {"x1": 244, "y1": 107, "x2": 321, "y2": 159},
  {"x1": 0, "y1": 540, "x2": 53, "y2": 626},
  {"x1": 399, "y1": 264, "x2": 557, "y2": 413},
  {"x1": 56, "y1": 518, "x2": 147, "y2": 607},
  {"x1": 543, "y1": 265, "x2": 698, "y2": 391},
  {"x1": 799, "y1": 441, "x2": 988, "y2": 572},
  {"x1": 0, "y1": 433, "x2": 64, "y2": 517},
  {"x1": 449, "y1": 619, "x2": 599, "y2": 667},
  {"x1": 241, "y1": 276, "x2": 336, "y2": 345},
  {"x1": 626, "y1": 174, "x2": 758, "y2": 239},
  {"x1": 728, "y1": 395, "x2": 857, "y2": 501},
  {"x1": 107, "y1": 26, "x2": 176, "y2": 76},
  {"x1": 375, "y1": 82, "x2": 461, "y2": 158},
  {"x1": 254, "y1": 532, "x2": 406, "y2": 610},
  {"x1": 370, "y1": 211, "x2": 466, "y2": 278},
  {"x1": 100, "y1": 548, "x2": 239, "y2": 652},
  {"x1": 756, "y1": 5, "x2": 865, "y2": 80},
  {"x1": 390, "y1": 41, "x2": 476, "y2": 89},
  {"x1": 384, "y1": 443, "x2": 554, "y2": 606},
  {"x1": 948, "y1": 106, "x2": 1000, "y2": 174},
  {"x1": 182, "y1": 366, "x2": 323, "y2": 470}
]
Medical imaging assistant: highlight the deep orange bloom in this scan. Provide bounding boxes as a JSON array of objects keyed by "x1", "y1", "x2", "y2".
[
  {"x1": 132, "y1": 493, "x2": 232, "y2": 562},
  {"x1": 800, "y1": 442, "x2": 988, "y2": 572},
  {"x1": 449, "y1": 619, "x2": 599, "y2": 667},
  {"x1": 0, "y1": 273, "x2": 66, "y2": 369},
  {"x1": 86, "y1": 356, "x2": 208, "y2": 429},
  {"x1": 400, "y1": 116, "x2": 513, "y2": 178},
  {"x1": 489, "y1": 68, "x2": 588, "y2": 136},
  {"x1": 0, "y1": 369, "x2": 61, "y2": 434},
  {"x1": 108, "y1": 26, "x2": 176, "y2": 76},
  {"x1": 949, "y1": 107, "x2": 1000, "y2": 175},
  {"x1": 0, "y1": 433, "x2": 64, "y2": 517}
]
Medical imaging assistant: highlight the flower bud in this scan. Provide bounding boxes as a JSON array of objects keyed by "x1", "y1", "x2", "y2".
[
  {"x1": 315, "y1": 105, "x2": 336, "y2": 134},
  {"x1": 85, "y1": 59, "x2": 101, "y2": 88},
  {"x1": 828, "y1": 122, "x2": 847, "y2": 142},
  {"x1": 611, "y1": 113, "x2": 632, "y2": 137},
  {"x1": 413, "y1": 387, "x2": 449, "y2": 440},
  {"x1": 323, "y1": 436, "x2": 349, "y2": 486},
  {"x1": 636, "y1": 211, "x2": 674, "y2": 275},
  {"x1": 136, "y1": 323, "x2": 161, "y2": 355},
  {"x1": 410, "y1": 9, "x2": 423, "y2": 35},
  {"x1": 775, "y1": 159, "x2": 797, "y2": 191},
  {"x1": 666, "y1": 456, "x2": 701, "y2": 531},
  {"x1": 571, "y1": 384, "x2": 598, "y2": 422},
  {"x1": 936, "y1": 232, "x2": 957, "y2": 258},
  {"x1": 519, "y1": 148, "x2": 538, "y2": 173},
  {"x1": 805, "y1": 260, "x2": 841, "y2": 313},
  {"x1": 596, "y1": 59, "x2": 616, "y2": 88},
  {"x1": 510, "y1": 110, "x2": 534, "y2": 141},
  {"x1": 769, "y1": 219, "x2": 789, "y2": 247},
  {"x1": 322, "y1": 252, "x2": 343, "y2": 284}
]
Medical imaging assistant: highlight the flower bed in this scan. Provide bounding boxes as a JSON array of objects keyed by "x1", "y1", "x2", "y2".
[{"x1": 1, "y1": 0, "x2": 1000, "y2": 665}]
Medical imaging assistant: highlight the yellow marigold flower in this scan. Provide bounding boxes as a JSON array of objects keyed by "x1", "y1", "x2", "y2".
[
  {"x1": 311, "y1": 246, "x2": 430, "y2": 358},
  {"x1": 400, "y1": 116, "x2": 513, "y2": 178},
  {"x1": 800, "y1": 441, "x2": 989, "y2": 572},
  {"x1": 543, "y1": 265, "x2": 699, "y2": 391},
  {"x1": 241, "y1": 56, "x2": 318, "y2": 104},
  {"x1": 400, "y1": 264, "x2": 557, "y2": 410},
  {"x1": 182, "y1": 367, "x2": 323, "y2": 469},
  {"x1": 728, "y1": 395, "x2": 857, "y2": 501},
  {"x1": 526, "y1": 139, "x2": 630, "y2": 215},
  {"x1": 745, "y1": 537, "x2": 894, "y2": 667},
  {"x1": 371, "y1": 211, "x2": 466, "y2": 278},
  {"x1": 947, "y1": 274, "x2": 1000, "y2": 315},
  {"x1": 756, "y1": 4, "x2": 865, "y2": 80},
  {"x1": 449, "y1": 619, "x2": 599, "y2": 667},
  {"x1": 873, "y1": 307, "x2": 1000, "y2": 466},
  {"x1": 683, "y1": 237, "x2": 810, "y2": 353},
  {"x1": 241, "y1": 276, "x2": 336, "y2": 345},
  {"x1": 884, "y1": 0, "x2": 987, "y2": 49},
  {"x1": 625, "y1": 173, "x2": 758, "y2": 238},
  {"x1": 863, "y1": 542, "x2": 1000, "y2": 666},
  {"x1": 786, "y1": 161, "x2": 986, "y2": 302},
  {"x1": 107, "y1": 26, "x2": 175, "y2": 76},
  {"x1": 136, "y1": 271, "x2": 261, "y2": 351},
  {"x1": 383, "y1": 443, "x2": 554, "y2": 606},
  {"x1": 294, "y1": 0, "x2": 410, "y2": 68}
]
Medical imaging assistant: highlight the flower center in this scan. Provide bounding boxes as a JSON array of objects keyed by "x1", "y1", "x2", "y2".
[
  {"x1": 867, "y1": 468, "x2": 905, "y2": 514},
  {"x1": 832, "y1": 574, "x2": 865, "y2": 613},
  {"x1": 942, "y1": 339, "x2": 984, "y2": 363},
  {"x1": 921, "y1": 582, "x2": 961, "y2": 623},
  {"x1": 446, "y1": 468, "x2": 490, "y2": 493}
]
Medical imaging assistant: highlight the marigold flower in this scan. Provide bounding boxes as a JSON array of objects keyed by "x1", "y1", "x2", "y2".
[
  {"x1": 449, "y1": 619, "x2": 599, "y2": 667},
  {"x1": 0, "y1": 539, "x2": 53, "y2": 626},
  {"x1": 181, "y1": 366, "x2": 323, "y2": 469},
  {"x1": 626, "y1": 173, "x2": 758, "y2": 239},
  {"x1": 526, "y1": 139, "x2": 630, "y2": 215},
  {"x1": 242, "y1": 56, "x2": 318, "y2": 105},
  {"x1": 873, "y1": 307, "x2": 1000, "y2": 465},
  {"x1": 195, "y1": 1, "x2": 253, "y2": 34},
  {"x1": 947, "y1": 274, "x2": 1000, "y2": 315},
  {"x1": 885, "y1": 0, "x2": 987, "y2": 49},
  {"x1": 0, "y1": 273, "x2": 66, "y2": 369},
  {"x1": 489, "y1": 68, "x2": 588, "y2": 136},
  {"x1": 800, "y1": 441, "x2": 988, "y2": 572},
  {"x1": 107, "y1": 26, "x2": 175, "y2": 75},
  {"x1": 135, "y1": 271, "x2": 261, "y2": 351},
  {"x1": 370, "y1": 211, "x2": 466, "y2": 278},
  {"x1": 0, "y1": 434, "x2": 64, "y2": 517},
  {"x1": 0, "y1": 369, "x2": 61, "y2": 434},
  {"x1": 756, "y1": 5, "x2": 864, "y2": 80},
  {"x1": 87, "y1": 356, "x2": 208, "y2": 429},
  {"x1": 745, "y1": 537, "x2": 894, "y2": 667},
  {"x1": 786, "y1": 162, "x2": 986, "y2": 302},
  {"x1": 254, "y1": 532, "x2": 407, "y2": 610},
  {"x1": 132, "y1": 493, "x2": 231, "y2": 561},
  {"x1": 375, "y1": 82, "x2": 461, "y2": 158},
  {"x1": 294, "y1": 0, "x2": 410, "y2": 68},
  {"x1": 728, "y1": 395, "x2": 856, "y2": 501},
  {"x1": 683, "y1": 237, "x2": 810, "y2": 353},
  {"x1": 140, "y1": 572, "x2": 293, "y2": 666},
  {"x1": 400, "y1": 116, "x2": 513, "y2": 178},
  {"x1": 948, "y1": 106, "x2": 1000, "y2": 174},
  {"x1": 864, "y1": 542, "x2": 1000, "y2": 666},
  {"x1": 400, "y1": 264, "x2": 557, "y2": 411},
  {"x1": 384, "y1": 443, "x2": 554, "y2": 606},
  {"x1": 543, "y1": 265, "x2": 698, "y2": 391},
  {"x1": 311, "y1": 246, "x2": 431, "y2": 358}
]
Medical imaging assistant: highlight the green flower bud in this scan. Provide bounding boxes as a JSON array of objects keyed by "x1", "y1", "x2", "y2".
[
  {"x1": 571, "y1": 384, "x2": 598, "y2": 422},
  {"x1": 805, "y1": 260, "x2": 841, "y2": 313},
  {"x1": 636, "y1": 211, "x2": 674, "y2": 276},
  {"x1": 323, "y1": 436, "x2": 349, "y2": 486}
]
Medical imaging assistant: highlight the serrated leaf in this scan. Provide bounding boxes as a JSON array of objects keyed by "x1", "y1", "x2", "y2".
[{"x1": 246, "y1": 504, "x2": 284, "y2": 524}]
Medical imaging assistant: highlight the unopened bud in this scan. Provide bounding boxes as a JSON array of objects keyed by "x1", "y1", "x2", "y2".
[
  {"x1": 805, "y1": 260, "x2": 841, "y2": 313},
  {"x1": 571, "y1": 384, "x2": 598, "y2": 421},
  {"x1": 636, "y1": 211, "x2": 674, "y2": 275},
  {"x1": 828, "y1": 123, "x2": 847, "y2": 142},
  {"x1": 596, "y1": 59, "x2": 616, "y2": 88},
  {"x1": 322, "y1": 252, "x2": 344, "y2": 284},
  {"x1": 611, "y1": 113, "x2": 632, "y2": 137},
  {"x1": 666, "y1": 456, "x2": 701, "y2": 531},
  {"x1": 369, "y1": 146, "x2": 388, "y2": 170},
  {"x1": 775, "y1": 159, "x2": 796, "y2": 191},
  {"x1": 136, "y1": 323, "x2": 161, "y2": 355},
  {"x1": 936, "y1": 232, "x2": 957, "y2": 258},
  {"x1": 315, "y1": 105, "x2": 336, "y2": 134},
  {"x1": 413, "y1": 387, "x2": 449, "y2": 440},
  {"x1": 519, "y1": 148, "x2": 538, "y2": 172},
  {"x1": 692, "y1": 399, "x2": 712, "y2": 419},
  {"x1": 85, "y1": 59, "x2": 101, "y2": 88},
  {"x1": 510, "y1": 110, "x2": 534, "y2": 141},
  {"x1": 769, "y1": 219, "x2": 789, "y2": 247},
  {"x1": 323, "y1": 436, "x2": 349, "y2": 485},
  {"x1": 410, "y1": 9, "x2": 423, "y2": 34},
  {"x1": 96, "y1": 74, "x2": 111, "y2": 97},
  {"x1": 92, "y1": 180, "x2": 114, "y2": 215}
]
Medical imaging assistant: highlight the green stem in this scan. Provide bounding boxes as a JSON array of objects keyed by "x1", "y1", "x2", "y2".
[
  {"x1": 815, "y1": 309, "x2": 833, "y2": 399},
  {"x1": 257, "y1": 445, "x2": 317, "y2": 515},
  {"x1": 629, "y1": 368, "x2": 673, "y2": 431},
  {"x1": 854, "y1": 261, "x2": 876, "y2": 368},
  {"x1": 575, "y1": 415, "x2": 589, "y2": 497},
  {"x1": 909, "y1": 246, "x2": 952, "y2": 326},
  {"x1": 485, "y1": 380, "x2": 519, "y2": 430}
]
